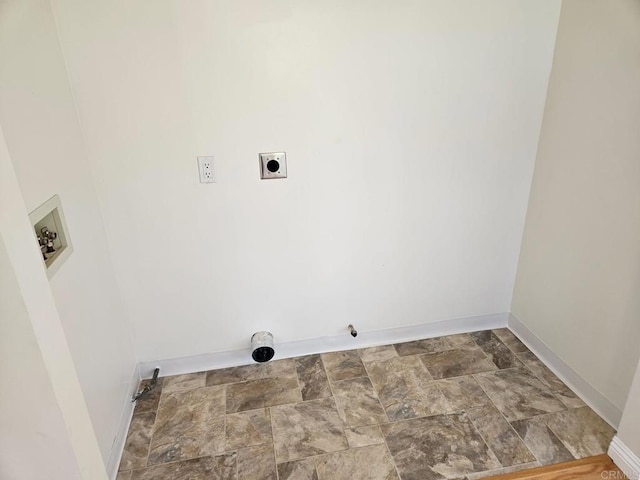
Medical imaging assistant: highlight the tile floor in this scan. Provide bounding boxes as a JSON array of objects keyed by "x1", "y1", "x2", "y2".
[{"x1": 117, "y1": 328, "x2": 615, "y2": 480}]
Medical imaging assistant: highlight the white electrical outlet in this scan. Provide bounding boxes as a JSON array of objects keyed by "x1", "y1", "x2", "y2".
[{"x1": 197, "y1": 156, "x2": 216, "y2": 183}]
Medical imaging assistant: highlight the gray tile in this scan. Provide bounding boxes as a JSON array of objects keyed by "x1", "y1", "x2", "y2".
[
  {"x1": 553, "y1": 388, "x2": 587, "y2": 410},
  {"x1": 206, "y1": 363, "x2": 267, "y2": 386},
  {"x1": 226, "y1": 376, "x2": 302, "y2": 413},
  {"x1": 511, "y1": 417, "x2": 574, "y2": 465},
  {"x1": 367, "y1": 355, "x2": 449, "y2": 421},
  {"x1": 162, "y1": 372, "x2": 206, "y2": 393},
  {"x1": 237, "y1": 443, "x2": 276, "y2": 480},
  {"x1": 466, "y1": 404, "x2": 536, "y2": 467},
  {"x1": 421, "y1": 349, "x2": 498, "y2": 379},
  {"x1": 331, "y1": 377, "x2": 387, "y2": 427},
  {"x1": 277, "y1": 459, "x2": 318, "y2": 480},
  {"x1": 470, "y1": 331, "x2": 522, "y2": 369},
  {"x1": 345, "y1": 425, "x2": 385, "y2": 448},
  {"x1": 120, "y1": 333, "x2": 601, "y2": 480},
  {"x1": 315, "y1": 444, "x2": 399, "y2": 480},
  {"x1": 492, "y1": 329, "x2": 530, "y2": 354},
  {"x1": 474, "y1": 368, "x2": 566, "y2": 422},
  {"x1": 542, "y1": 406, "x2": 616, "y2": 459},
  {"x1": 119, "y1": 412, "x2": 155, "y2": 471},
  {"x1": 358, "y1": 345, "x2": 398, "y2": 363},
  {"x1": 266, "y1": 359, "x2": 298, "y2": 378},
  {"x1": 394, "y1": 337, "x2": 451, "y2": 356},
  {"x1": 322, "y1": 350, "x2": 367, "y2": 381},
  {"x1": 442, "y1": 333, "x2": 479, "y2": 349},
  {"x1": 133, "y1": 377, "x2": 164, "y2": 414},
  {"x1": 393, "y1": 334, "x2": 477, "y2": 357},
  {"x1": 116, "y1": 471, "x2": 133, "y2": 480},
  {"x1": 225, "y1": 408, "x2": 272, "y2": 450},
  {"x1": 148, "y1": 386, "x2": 225, "y2": 465},
  {"x1": 295, "y1": 355, "x2": 331, "y2": 401},
  {"x1": 382, "y1": 413, "x2": 501, "y2": 480},
  {"x1": 435, "y1": 376, "x2": 491, "y2": 411},
  {"x1": 518, "y1": 352, "x2": 585, "y2": 409},
  {"x1": 465, "y1": 462, "x2": 540, "y2": 479},
  {"x1": 271, "y1": 397, "x2": 348, "y2": 463},
  {"x1": 131, "y1": 453, "x2": 237, "y2": 480}
]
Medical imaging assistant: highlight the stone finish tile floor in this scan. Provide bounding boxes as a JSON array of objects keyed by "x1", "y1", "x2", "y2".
[{"x1": 118, "y1": 328, "x2": 615, "y2": 479}]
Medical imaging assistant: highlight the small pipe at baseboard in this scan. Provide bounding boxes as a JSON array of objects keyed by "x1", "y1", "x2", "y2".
[
  {"x1": 348, "y1": 324, "x2": 358, "y2": 337},
  {"x1": 132, "y1": 367, "x2": 159, "y2": 402}
]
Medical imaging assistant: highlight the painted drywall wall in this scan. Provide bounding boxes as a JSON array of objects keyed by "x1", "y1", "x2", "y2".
[
  {"x1": 512, "y1": 0, "x2": 640, "y2": 413},
  {"x1": 617, "y1": 356, "x2": 640, "y2": 464},
  {"x1": 0, "y1": 0, "x2": 137, "y2": 466},
  {"x1": 51, "y1": 0, "x2": 561, "y2": 361},
  {"x1": 0, "y1": 238, "x2": 81, "y2": 480},
  {"x1": 0, "y1": 127, "x2": 107, "y2": 479}
]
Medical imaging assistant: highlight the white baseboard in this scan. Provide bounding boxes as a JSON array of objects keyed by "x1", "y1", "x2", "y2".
[
  {"x1": 138, "y1": 312, "x2": 509, "y2": 378},
  {"x1": 609, "y1": 436, "x2": 640, "y2": 480},
  {"x1": 106, "y1": 365, "x2": 140, "y2": 480},
  {"x1": 508, "y1": 313, "x2": 622, "y2": 428}
]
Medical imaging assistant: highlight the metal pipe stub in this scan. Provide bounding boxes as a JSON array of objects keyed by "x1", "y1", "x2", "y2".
[
  {"x1": 132, "y1": 367, "x2": 159, "y2": 402},
  {"x1": 251, "y1": 331, "x2": 275, "y2": 363},
  {"x1": 348, "y1": 324, "x2": 358, "y2": 337}
]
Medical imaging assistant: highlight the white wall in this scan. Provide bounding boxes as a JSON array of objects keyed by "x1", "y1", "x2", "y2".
[
  {"x1": 617, "y1": 356, "x2": 640, "y2": 466},
  {"x1": 0, "y1": 126, "x2": 107, "y2": 479},
  {"x1": 512, "y1": 0, "x2": 640, "y2": 414},
  {"x1": 0, "y1": 237, "x2": 81, "y2": 480},
  {"x1": 51, "y1": 0, "x2": 561, "y2": 362},
  {"x1": 0, "y1": 0, "x2": 137, "y2": 467}
]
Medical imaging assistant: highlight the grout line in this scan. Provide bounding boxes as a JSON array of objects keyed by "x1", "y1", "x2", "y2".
[
  {"x1": 128, "y1": 452, "x2": 232, "y2": 473},
  {"x1": 431, "y1": 381, "x2": 457, "y2": 415},
  {"x1": 290, "y1": 357, "x2": 304, "y2": 400},
  {"x1": 358, "y1": 352, "x2": 402, "y2": 480},
  {"x1": 357, "y1": 350, "x2": 391, "y2": 424},
  {"x1": 381, "y1": 431, "x2": 402, "y2": 480},
  {"x1": 355, "y1": 350, "x2": 390, "y2": 425},
  {"x1": 316, "y1": 354, "x2": 332, "y2": 401},
  {"x1": 317, "y1": 353, "x2": 332, "y2": 396},
  {"x1": 140, "y1": 385, "x2": 165, "y2": 469},
  {"x1": 222, "y1": 384, "x2": 227, "y2": 464},
  {"x1": 276, "y1": 444, "x2": 395, "y2": 469},
  {"x1": 268, "y1": 420, "x2": 278, "y2": 480},
  {"x1": 292, "y1": 356, "x2": 305, "y2": 401},
  {"x1": 320, "y1": 355, "x2": 351, "y2": 449},
  {"x1": 141, "y1": 412, "x2": 157, "y2": 469},
  {"x1": 268, "y1": 405, "x2": 278, "y2": 478},
  {"x1": 464, "y1": 409, "x2": 505, "y2": 469}
]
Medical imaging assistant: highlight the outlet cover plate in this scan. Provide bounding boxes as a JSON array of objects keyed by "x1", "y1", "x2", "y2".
[
  {"x1": 197, "y1": 156, "x2": 216, "y2": 183},
  {"x1": 259, "y1": 152, "x2": 287, "y2": 179}
]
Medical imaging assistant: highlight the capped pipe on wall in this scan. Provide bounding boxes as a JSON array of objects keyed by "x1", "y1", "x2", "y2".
[{"x1": 348, "y1": 324, "x2": 358, "y2": 337}]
